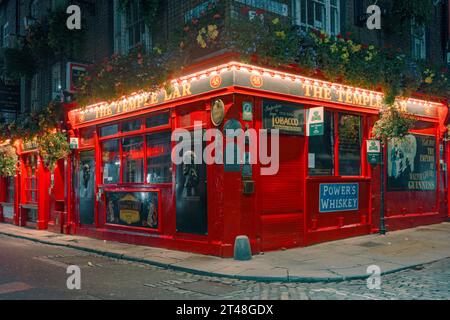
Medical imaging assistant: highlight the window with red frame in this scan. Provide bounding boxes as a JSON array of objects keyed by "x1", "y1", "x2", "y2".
[
  {"x1": 24, "y1": 154, "x2": 38, "y2": 203},
  {"x1": 6, "y1": 176, "x2": 15, "y2": 203},
  {"x1": 308, "y1": 110, "x2": 362, "y2": 177},
  {"x1": 100, "y1": 112, "x2": 171, "y2": 186}
]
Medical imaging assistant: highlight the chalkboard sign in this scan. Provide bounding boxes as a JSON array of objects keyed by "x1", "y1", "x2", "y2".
[{"x1": 263, "y1": 100, "x2": 304, "y2": 135}]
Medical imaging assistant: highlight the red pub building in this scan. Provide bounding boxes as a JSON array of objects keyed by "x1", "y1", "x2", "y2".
[{"x1": 1, "y1": 57, "x2": 449, "y2": 257}]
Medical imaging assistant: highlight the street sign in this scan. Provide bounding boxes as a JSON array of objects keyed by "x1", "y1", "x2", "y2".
[
  {"x1": 307, "y1": 107, "x2": 324, "y2": 136},
  {"x1": 70, "y1": 138, "x2": 79, "y2": 150},
  {"x1": 242, "y1": 101, "x2": 253, "y2": 121},
  {"x1": 367, "y1": 140, "x2": 381, "y2": 165}
]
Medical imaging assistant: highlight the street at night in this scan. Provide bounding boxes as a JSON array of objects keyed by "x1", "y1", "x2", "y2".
[
  {"x1": 1, "y1": 0, "x2": 450, "y2": 308},
  {"x1": 1, "y1": 234, "x2": 449, "y2": 300}
]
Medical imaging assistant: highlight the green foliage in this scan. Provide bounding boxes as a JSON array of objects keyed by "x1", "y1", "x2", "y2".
[
  {"x1": 75, "y1": 4, "x2": 449, "y2": 108},
  {"x1": 0, "y1": 102, "x2": 64, "y2": 142},
  {"x1": 0, "y1": 145, "x2": 18, "y2": 177},
  {"x1": 76, "y1": 45, "x2": 173, "y2": 106},
  {"x1": 372, "y1": 106, "x2": 416, "y2": 142},
  {"x1": 37, "y1": 131, "x2": 70, "y2": 171}
]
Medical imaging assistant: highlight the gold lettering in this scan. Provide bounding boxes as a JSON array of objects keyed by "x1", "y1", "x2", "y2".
[
  {"x1": 363, "y1": 94, "x2": 370, "y2": 106},
  {"x1": 353, "y1": 92, "x2": 363, "y2": 105},
  {"x1": 313, "y1": 86, "x2": 323, "y2": 99},
  {"x1": 164, "y1": 89, "x2": 172, "y2": 101},
  {"x1": 345, "y1": 92, "x2": 353, "y2": 104},
  {"x1": 323, "y1": 87, "x2": 332, "y2": 100},
  {"x1": 182, "y1": 83, "x2": 192, "y2": 96},
  {"x1": 337, "y1": 89, "x2": 345, "y2": 102},
  {"x1": 149, "y1": 92, "x2": 158, "y2": 104},
  {"x1": 303, "y1": 83, "x2": 313, "y2": 97},
  {"x1": 172, "y1": 86, "x2": 181, "y2": 99}
]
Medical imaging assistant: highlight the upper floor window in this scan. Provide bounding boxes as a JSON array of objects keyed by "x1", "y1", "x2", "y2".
[
  {"x1": 51, "y1": 63, "x2": 62, "y2": 100},
  {"x1": 1, "y1": 22, "x2": 10, "y2": 48},
  {"x1": 113, "y1": 0, "x2": 151, "y2": 54},
  {"x1": 293, "y1": 0, "x2": 340, "y2": 36},
  {"x1": 411, "y1": 21, "x2": 426, "y2": 60},
  {"x1": 31, "y1": 74, "x2": 39, "y2": 112},
  {"x1": 30, "y1": 0, "x2": 40, "y2": 19}
]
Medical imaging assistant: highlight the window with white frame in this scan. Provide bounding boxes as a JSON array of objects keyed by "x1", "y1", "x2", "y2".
[
  {"x1": 113, "y1": 0, "x2": 151, "y2": 54},
  {"x1": 2, "y1": 22, "x2": 10, "y2": 48},
  {"x1": 411, "y1": 21, "x2": 426, "y2": 60},
  {"x1": 52, "y1": 63, "x2": 62, "y2": 100},
  {"x1": 292, "y1": 0, "x2": 340, "y2": 36},
  {"x1": 31, "y1": 74, "x2": 39, "y2": 112},
  {"x1": 31, "y1": 0, "x2": 40, "y2": 19}
]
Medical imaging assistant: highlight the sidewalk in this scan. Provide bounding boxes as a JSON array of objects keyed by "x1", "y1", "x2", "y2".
[{"x1": 1, "y1": 222, "x2": 449, "y2": 282}]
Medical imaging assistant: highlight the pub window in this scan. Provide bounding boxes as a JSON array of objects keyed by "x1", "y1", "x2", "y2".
[
  {"x1": 6, "y1": 176, "x2": 15, "y2": 203},
  {"x1": 122, "y1": 136, "x2": 144, "y2": 183},
  {"x1": 24, "y1": 154, "x2": 38, "y2": 203},
  {"x1": 80, "y1": 127, "x2": 95, "y2": 146},
  {"x1": 102, "y1": 139, "x2": 120, "y2": 184},
  {"x1": 122, "y1": 119, "x2": 142, "y2": 133},
  {"x1": 100, "y1": 124, "x2": 119, "y2": 137},
  {"x1": 309, "y1": 110, "x2": 334, "y2": 176},
  {"x1": 146, "y1": 112, "x2": 170, "y2": 129},
  {"x1": 338, "y1": 114, "x2": 362, "y2": 176},
  {"x1": 147, "y1": 132, "x2": 172, "y2": 184}
]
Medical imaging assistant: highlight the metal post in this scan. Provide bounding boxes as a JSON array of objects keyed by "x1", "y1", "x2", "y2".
[{"x1": 379, "y1": 142, "x2": 386, "y2": 235}]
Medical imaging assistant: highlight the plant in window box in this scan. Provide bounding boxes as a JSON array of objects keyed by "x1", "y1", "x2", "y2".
[
  {"x1": 177, "y1": 0, "x2": 227, "y2": 64},
  {"x1": 37, "y1": 131, "x2": 70, "y2": 171},
  {"x1": 0, "y1": 145, "x2": 18, "y2": 177},
  {"x1": 418, "y1": 66, "x2": 450, "y2": 98},
  {"x1": 76, "y1": 45, "x2": 171, "y2": 106}
]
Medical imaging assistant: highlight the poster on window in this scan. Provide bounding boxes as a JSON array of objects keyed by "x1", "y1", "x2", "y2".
[
  {"x1": 176, "y1": 133, "x2": 207, "y2": 235},
  {"x1": 263, "y1": 100, "x2": 305, "y2": 135},
  {"x1": 387, "y1": 134, "x2": 436, "y2": 191},
  {"x1": 105, "y1": 191, "x2": 159, "y2": 229}
]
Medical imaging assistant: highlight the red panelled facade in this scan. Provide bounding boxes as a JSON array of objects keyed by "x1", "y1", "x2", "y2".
[{"x1": 1, "y1": 58, "x2": 449, "y2": 257}]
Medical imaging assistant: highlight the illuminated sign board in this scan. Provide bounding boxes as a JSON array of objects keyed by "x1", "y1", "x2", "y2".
[{"x1": 70, "y1": 62, "x2": 443, "y2": 126}]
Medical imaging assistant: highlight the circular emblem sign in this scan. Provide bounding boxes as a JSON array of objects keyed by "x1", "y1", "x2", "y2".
[
  {"x1": 250, "y1": 75, "x2": 263, "y2": 88},
  {"x1": 211, "y1": 99, "x2": 225, "y2": 126},
  {"x1": 210, "y1": 75, "x2": 222, "y2": 88}
]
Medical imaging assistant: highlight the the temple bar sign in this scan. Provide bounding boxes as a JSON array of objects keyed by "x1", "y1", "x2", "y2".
[
  {"x1": 319, "y1": 183, "x2": 359, "y2": 213},
  {"x1": 71, "y1": 63, "x2": 442, "y2": 125}
]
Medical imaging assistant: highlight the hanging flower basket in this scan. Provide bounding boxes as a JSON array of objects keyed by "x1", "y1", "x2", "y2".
[
  {"x1": 0, "y1": 145, "x2": 18, "y2": 177},
  {"x1": 372, "y1": 106, "x2": 416, "y2": 142},
  {"x1": 37, "y1": 131, "x2": 70, "y2": 171}
]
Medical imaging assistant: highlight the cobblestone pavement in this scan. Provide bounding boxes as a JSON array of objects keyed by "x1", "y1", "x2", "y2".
[
  {"x1": 143, "y1": 258, "x2": 450, "y2": 300},
  {"x1": 1, "y1": 235, "x2": 449, "y2": 300}
]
